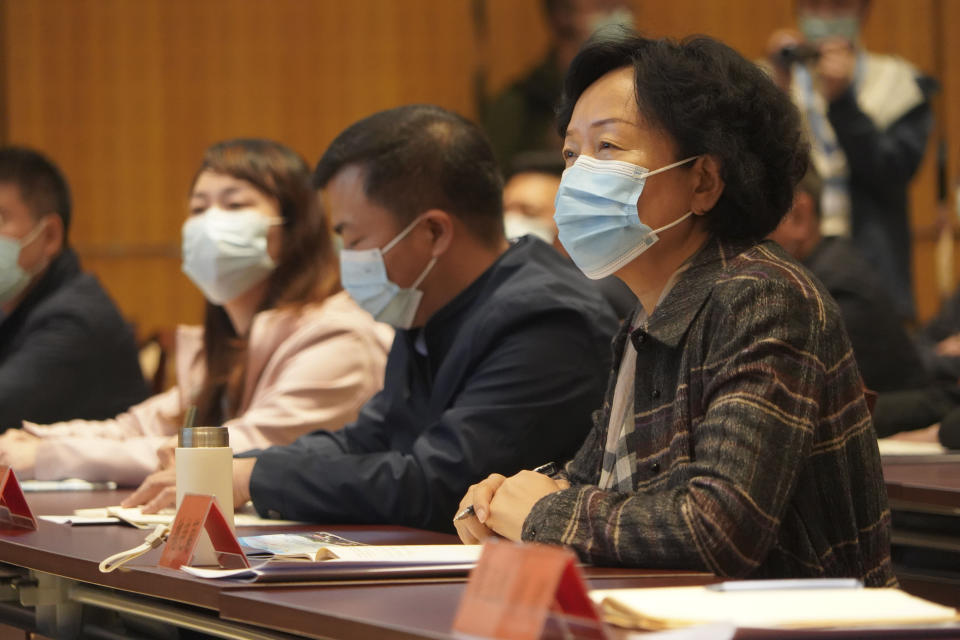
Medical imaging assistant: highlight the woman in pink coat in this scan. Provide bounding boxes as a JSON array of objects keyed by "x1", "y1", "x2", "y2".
[{"x1": 0, "y1": 139, "x2": 393, "y2": 485}]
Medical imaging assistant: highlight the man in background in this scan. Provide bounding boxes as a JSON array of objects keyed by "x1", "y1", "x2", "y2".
[
  {"x1": 766, "y1": 0, "x2": 935, "y2": 320},
  {"x1": 482, "y1": 0, "x2": 634, "y2": 170},
  {"x1": 769, "y1": 169, "x2": 928, "y2": 396},
  {"x1": 0, "y1": 147, "x2": 148, "y2": 428}
]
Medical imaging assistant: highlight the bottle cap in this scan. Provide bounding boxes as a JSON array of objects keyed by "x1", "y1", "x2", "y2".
[{"x1": 178, "y1": 426, "x2": 230, "y2": 448}]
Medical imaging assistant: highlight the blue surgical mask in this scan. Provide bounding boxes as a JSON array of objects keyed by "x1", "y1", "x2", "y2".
[
  {"x1": 339, "y1": 216, "x2": 437, "y2": 329},
  {"x1": 554, "y1": 155, "x2": 699, "y2": 279},
  {"x1": 181, "y1": 208, "x2": 282, "y2": 305},
  {"x1": 0, "y1": 221, "x2": 47, "y2": 306},
  {"x1": 799, "y1": 14, "x2": 860, "y2": 44}
]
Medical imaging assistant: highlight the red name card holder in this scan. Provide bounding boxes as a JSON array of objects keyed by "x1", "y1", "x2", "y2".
[
  {"x1": 157, "y1": 493, "x2": 249, "y2": 571},
  {"x1": 0, "y1": 466, "x2": 37, "y2": 530},
  {"x1": 452, "y1": 538, "x2": 607, "y2": 640}
]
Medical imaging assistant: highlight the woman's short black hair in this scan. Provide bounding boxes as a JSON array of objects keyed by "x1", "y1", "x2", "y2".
[
  {"x1": 313, "y1": 105, "x2": 504, "y2": 247},
  {"x1": 557, "y1": 31, "x2": 809, "y2": 241}
]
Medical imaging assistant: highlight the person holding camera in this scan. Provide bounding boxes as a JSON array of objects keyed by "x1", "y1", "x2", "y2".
[{"x1": 766, "y1": 0, "x2": 935, "y2": 321}]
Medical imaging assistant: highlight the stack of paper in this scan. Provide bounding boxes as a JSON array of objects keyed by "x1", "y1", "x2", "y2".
[
  {"x1": 878, "y1": 438, "x2": 948, "y2": 457},
  {"x1": 589, "y1": 584, "x2": 959, "y2": 631}
]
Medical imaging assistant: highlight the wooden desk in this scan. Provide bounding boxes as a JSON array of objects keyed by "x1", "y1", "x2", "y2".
[
  {"x1": 10, "y1": 488, "x2": 956, "y2": 639},
  {"x1": 218, "y1": 572, "x2": 714, "y2": 640},
  {"x1": 885, "y1": 461, "x2": 960, "y2": 514},
  {"x1": 5, "y1": 490, "x2": 456, "y2": 610},
  {"x1": 883, "y1": 458, "x2": 960, "y2": 609},
  {"x1": 0, "y1": 489, "x2": 715, "y2": 639},
  {"x1": 0, "y1": 489, "x2": 462, "y2": 638}
]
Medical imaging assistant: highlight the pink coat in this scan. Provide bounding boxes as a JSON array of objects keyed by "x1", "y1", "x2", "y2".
[{"x1": 24, "y1": 291, "x2": 393, "y2": 485}]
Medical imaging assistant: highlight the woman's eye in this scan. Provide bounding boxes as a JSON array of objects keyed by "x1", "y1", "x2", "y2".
[
  {"x1": 226, "y1": 202, "x2": 252, "y2": 210},
  {"x1": 189, "y1": 207, "x2": 205, "y2": 215},
  {"x1": 598, "y1": 141, "x2": 616, "y2": 151}
]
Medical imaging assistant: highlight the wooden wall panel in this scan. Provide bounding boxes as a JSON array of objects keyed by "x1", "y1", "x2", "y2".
[
  {"x1": 1, "y1": 0, "x2": 476, "y2": 335},
  {"x1": 0, "y1": 0, "x2": 954, "y2": 335}
]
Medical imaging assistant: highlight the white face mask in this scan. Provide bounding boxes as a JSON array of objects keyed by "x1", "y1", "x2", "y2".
[
  {"x1": 0, "y1": 221, "x2": 47, "y2": 306},
  {"x1": 181, "y1": 208, "x2": 282, "y2": 305},
  {"x1": 503, "y1": 212, "x2": 557, "y2": 245},
  {"x1": 339, "y1": 215, "x2": 437, "y2": 330}
]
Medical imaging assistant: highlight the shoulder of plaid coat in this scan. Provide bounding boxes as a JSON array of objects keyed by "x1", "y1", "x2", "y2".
[{"x1": 525, "y1": 237, "x2": 896, "y2": 588}]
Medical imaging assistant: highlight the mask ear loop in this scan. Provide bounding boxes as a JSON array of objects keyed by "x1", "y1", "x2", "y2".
[
  {"x1": 381, "y1": 215, "x2": 426, "y2": 255},
  {"x1": 17, "y1": 219, "x2": 48, "y2": 248},
  {"x1": 640, "y1": 155, "x2": 701, "y2": 179},
  {"x1": 650, "y1": 210, "x2": 695, "y2": 235},
  {"x1": 410, "y1": 256, "x2": 438, "y2": 289}
]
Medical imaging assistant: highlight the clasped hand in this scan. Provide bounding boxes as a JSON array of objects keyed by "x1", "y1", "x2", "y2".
[{"x1": 454, "y1": 470, "x2": 568, "y2": 544}]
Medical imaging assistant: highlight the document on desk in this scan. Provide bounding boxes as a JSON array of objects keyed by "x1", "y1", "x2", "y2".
[
  {"x1": 179, "y1": 535, "x2": 482, "y2": 582},
  {"x1": 589, "y1": 583, "x2": 960, "y2": 631}
]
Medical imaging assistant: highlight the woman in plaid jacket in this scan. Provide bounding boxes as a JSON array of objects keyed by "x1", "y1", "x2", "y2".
[{"x1": 455, "y1": 32, "x2": 894, "y2": 587}]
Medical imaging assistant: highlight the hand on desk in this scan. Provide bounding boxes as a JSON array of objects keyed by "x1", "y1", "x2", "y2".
[
  {"x1": 454, "y1": 470, "x2": 567, "y2": 544},
  {"x1": 0, "y1": 429, "x2": 39, "y2": 479},
  {"x1": 122, "y1": 457, "x2": 257, "y2": 513}
]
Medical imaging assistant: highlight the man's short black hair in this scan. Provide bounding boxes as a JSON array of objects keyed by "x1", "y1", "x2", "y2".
[
  {"x1": 313, "y1": 105, "x2": 504, "y2": 246},
  {"x1": 557, "y1": 31, "x2": 809, "y2": 240},
  {"x1": 0, "y1": 146, "x2": 72, "y2": 238}
]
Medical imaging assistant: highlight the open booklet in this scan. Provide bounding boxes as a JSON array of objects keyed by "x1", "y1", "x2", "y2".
[
  {"x1": 179, "y1": 532, "x2": 482, "y2": 582},
  {"x1": 589, "y1": 582, "x2": 960, "y2": 631},
  {"x1": 239, "y1": 532, "x2": 481, "y2": 562}
]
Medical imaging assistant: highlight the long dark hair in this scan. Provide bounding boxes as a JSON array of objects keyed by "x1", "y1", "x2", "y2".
[{"x1": 190, "y1": 139, "x2": 339, "y2": 425}]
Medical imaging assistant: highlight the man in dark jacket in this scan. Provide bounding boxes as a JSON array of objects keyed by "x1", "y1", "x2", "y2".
[
  {"x1": 768, "y1": 169, "x2": 928, "y2": 394},
  {"x1": 128, "y1": 106, "x2": 620, "y2": 531},
  {"x1": 766, "y1": 0, "x2": 935, "y2": 320},
  {"x1": 0, "y1": 147, "x2": 148, "y2": 429}
]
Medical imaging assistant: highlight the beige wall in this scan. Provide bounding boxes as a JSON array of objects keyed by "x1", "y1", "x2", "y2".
[{"x1": 0, "y1": 0, "x2": 954, "y2": 333}]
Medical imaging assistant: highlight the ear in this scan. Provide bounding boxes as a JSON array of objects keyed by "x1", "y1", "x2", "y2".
[
  {"x1": 689, "y1": 155, "x2": 724, "y2": 216},
  {"x1": 38, "y1": 214, "x2": 64, "y2": 259},
  {"x1": 420, "y1": 209, "x2": 454, "y2": 258}
]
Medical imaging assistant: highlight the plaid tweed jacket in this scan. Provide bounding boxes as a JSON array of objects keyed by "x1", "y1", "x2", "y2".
[{"x1": 522, "y1": 237, "x2": 895, "y2": 587}]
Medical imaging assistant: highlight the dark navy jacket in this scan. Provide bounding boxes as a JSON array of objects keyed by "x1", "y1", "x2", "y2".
[
  {"x1": 0, "y1": 249, "x2": 149, "y2": 428},
  {"x1": 249, "y1": 237, "x2": 620, "y2": 532}
]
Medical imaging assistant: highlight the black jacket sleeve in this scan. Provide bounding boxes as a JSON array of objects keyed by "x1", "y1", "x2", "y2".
[{"x1": 827, "y1": 87, "x2": 932, "y2": 198}]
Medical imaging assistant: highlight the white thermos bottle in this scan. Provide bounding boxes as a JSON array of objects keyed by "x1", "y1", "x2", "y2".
[{"x1": 176, "y1": 426, "x2": 234, "y2": 565}]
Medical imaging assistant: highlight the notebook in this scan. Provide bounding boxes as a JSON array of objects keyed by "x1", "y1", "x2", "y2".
[{"x1": 589, "y1": 583, "x2": 960, "y2": 631}]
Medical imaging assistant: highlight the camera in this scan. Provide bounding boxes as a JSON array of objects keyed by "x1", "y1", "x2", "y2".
[{"x1": 776, "y1": 43, "x2": 821, "y2": 66}]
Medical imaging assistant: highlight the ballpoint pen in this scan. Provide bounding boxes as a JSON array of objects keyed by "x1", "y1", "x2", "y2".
[{"x1": 453, "y1": 462, "x2": 558, "y2": 522}]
